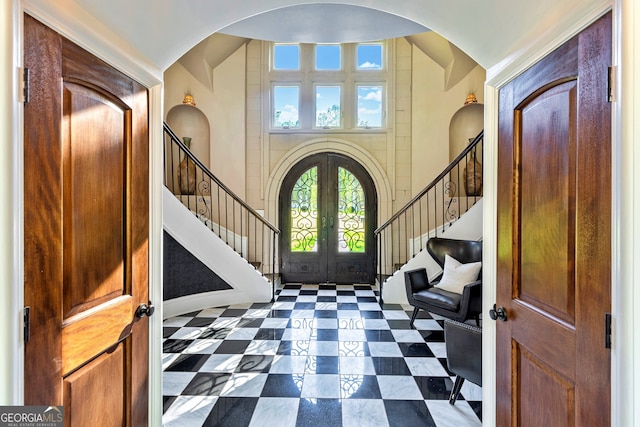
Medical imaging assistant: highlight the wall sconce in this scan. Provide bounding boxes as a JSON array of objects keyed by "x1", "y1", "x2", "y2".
[
  {"x1": 464, "y1": 93, "x2": 477, "y2": 105},
  {"x1": 183, "y1": 94, "x2": 196, "y2": 106}
]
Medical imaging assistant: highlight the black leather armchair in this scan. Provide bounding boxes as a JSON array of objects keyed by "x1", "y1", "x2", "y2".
[
  {"x1": 444, "y1": 319, "x2": 482, "y2": 404},
  {"x1": 404, "y1": 237, "x2": 482, "y2": 328}
]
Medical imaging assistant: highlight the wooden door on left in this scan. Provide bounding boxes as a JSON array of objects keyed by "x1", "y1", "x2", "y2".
[{"x1": 23, "y1": 15, "x2": 150, "y2": 427}]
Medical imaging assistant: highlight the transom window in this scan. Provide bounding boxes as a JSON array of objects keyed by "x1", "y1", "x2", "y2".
[
  {"x1": 268, "y1": 42, "x2": 387, "y2": 131},
  {"x1": 316, "y1": 44, "x2": 341, "y2": 70},
  {"x1": 273, "y1": 44, "x2": 300, "y2": 70},
  {"x1": 357, "y1": 44, "x2": 383, "y2": 70}
]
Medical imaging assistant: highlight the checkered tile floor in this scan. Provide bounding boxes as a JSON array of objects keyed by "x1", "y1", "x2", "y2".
[{"x1": 162, "y1": 284, "x2": 482, "y2": 426}]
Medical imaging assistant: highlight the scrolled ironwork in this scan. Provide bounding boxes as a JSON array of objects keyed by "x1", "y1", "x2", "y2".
[
  {"x1": 374, "y1": 130, "x2": 484, "y2": 301},
  {"x1": 445, "y1": 197, "x2": 458, "y2": 224},
  {"x1": 163, "y1": 122, "x2": 280, "y2": 299},
  {"x1": 290, "y1": 167, "x2": 318, "y2": 252},
  {"x1": 444, "y1": 180, "x2": 457, "y2": 197},
  {"x1": 197, "y1": 179, "x2": 211, "y2": 197},
  {"x1": 337, "y1": 167, "x2": 366, "y2": 253},
  {"x1": 196, "y1": 196, "x2": 211, "y2": 219}
]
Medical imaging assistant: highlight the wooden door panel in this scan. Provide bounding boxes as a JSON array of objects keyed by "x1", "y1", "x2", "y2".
[
  {"x1": 286, "y1": 262, "x2": 324, "y2": 281},
  {"x1": 496, "y1": 12, "x2": 611, "y2": 426},
  {"x1": 62, "y1": 81, "x2": 129, "y2": 318},
  {"x1": 511, "y1": 305, "x2": 576, "y2": 380},
  {"x1": 335, "y1": 261, "x2": 367, "y2": 280},
  {"x1": 24, "y1": 15, "x2": 149, "y2": 426},
  {"x1": 61, "y1": 295, "x2": 132, "y2": 375},
  {"x1": 517, "y1": 346, "x2": 575, "y2": 427},
  {"x1": 510, "y1": 38, "x2": 577, "y2": 106},
  {"x1": 64, "y1": 343, "x2": 126, "y2": 427},
  {"x1": 519, "y1": 81, "x2": 577, "y2": 323},
  {"x1": 24, "y1": 17, "x2": 63, "y2": 403}
]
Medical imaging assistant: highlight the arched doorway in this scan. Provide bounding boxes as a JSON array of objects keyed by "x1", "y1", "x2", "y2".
[{"x1": 279, "y1": 153, "x2": 377, "y2": 284}]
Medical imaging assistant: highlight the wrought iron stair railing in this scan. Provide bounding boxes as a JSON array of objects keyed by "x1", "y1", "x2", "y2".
[
  {"x1": 163, "y1": 123, "x2": 280, "y2": 291},
  {"x1": 374, "y1": 130, "x2": 483, "y2": 286}
]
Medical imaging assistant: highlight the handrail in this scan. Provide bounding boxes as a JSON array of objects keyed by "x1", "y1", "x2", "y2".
[
  {"x1": 375, "y1": 130, "x2": 484, "y2": 234},
  {"x1": 374, "y1": 130, "x2": 483, "y2": 298},
  {"x1": 163, "y1": 122, "x2": 280, "y2": 298},
  {"x1": 164, "y1": 123, "x2": 280, "y2": 234}
]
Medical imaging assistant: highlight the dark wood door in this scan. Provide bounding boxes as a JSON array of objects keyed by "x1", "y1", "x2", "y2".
[
  {"x1": 280, "y1": 153, "x2": 376, "y2": 284},
  {"x1": 496, "y1": 13, "x2": 611, "y2": 426},
  {"x1": 23, "y1": 15, "x2": 149, "y2": 426}
]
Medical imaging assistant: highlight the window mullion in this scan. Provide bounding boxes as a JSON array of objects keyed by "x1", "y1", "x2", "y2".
[{"x1": 269, "y1": 41, "x2": 388, "y2": 132}]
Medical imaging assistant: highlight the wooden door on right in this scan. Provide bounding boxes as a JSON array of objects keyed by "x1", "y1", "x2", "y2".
[{"x1": 496, "y1": 12, "x2": 611, "y2": 426}]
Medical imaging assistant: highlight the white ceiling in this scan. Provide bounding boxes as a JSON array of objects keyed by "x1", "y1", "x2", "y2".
[
  {"x1": 63, "y1": 0, "x2": 608, "y2": 71},
  {"x1": 219, "y1": 4, "x2": 428, "y2": 43}
]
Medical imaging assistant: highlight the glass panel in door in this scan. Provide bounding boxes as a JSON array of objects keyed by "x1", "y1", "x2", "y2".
[{"x1": 280, "y1": 153, "x2": 376, "y2": 284}]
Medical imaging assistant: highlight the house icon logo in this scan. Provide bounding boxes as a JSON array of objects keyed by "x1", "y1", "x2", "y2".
[{"x1": 0, "y1": 406, "x2": 64, "y2": 426}]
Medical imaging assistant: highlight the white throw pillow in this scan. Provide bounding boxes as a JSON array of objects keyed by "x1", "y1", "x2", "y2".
[{"x1": 436, "y1": 254, "x2": 481, "y2": 294}]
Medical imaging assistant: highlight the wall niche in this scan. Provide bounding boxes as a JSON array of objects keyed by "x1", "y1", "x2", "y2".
[
  {"x1": 166, "y1": 102, "x2": 211, "y2": 169},
  {"x1": 449, "y1": 97, "x2": 484, "y2": 197}
]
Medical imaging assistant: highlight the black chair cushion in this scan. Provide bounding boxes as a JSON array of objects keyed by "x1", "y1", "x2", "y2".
[
  {"x1": 405, "y1": 268, "x2": 430, "y2": 292},
  {"x1": 427, "y1": 238, "x2": 482, "y2": 268},
  {"x1": 413, "y1": 287, "x2": 461, "y2": 311},
  {"x1": 444, "y1": 320, "x2": 482, "y2": 387}
]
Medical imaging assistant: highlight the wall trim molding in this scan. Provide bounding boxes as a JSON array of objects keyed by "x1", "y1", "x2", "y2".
[{"x1": 22, "y1": 0, "x2": 162, "y2": 86}]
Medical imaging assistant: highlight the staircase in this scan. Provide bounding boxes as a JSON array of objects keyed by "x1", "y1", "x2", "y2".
[
  {"x1": 375, "y1": 130, "x2": 484, "y2": 303},
  {"x1": 162, "y1": 123, "x2": 482, "y2": 311},
  {"x1": 163, "y1": 123, "x2": 280, "y2": 316}
]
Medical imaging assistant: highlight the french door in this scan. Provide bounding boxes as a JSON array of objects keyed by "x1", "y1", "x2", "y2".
[{"x1": 280, "y1": 153, "x2": 376, "y2": 284}]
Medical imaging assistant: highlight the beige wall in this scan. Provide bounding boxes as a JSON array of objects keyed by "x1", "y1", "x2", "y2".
[
  {"x1": 165, "y1": 36, "x2": 487, "y2": 222},
  {"x1": 393, "y1": 38, "x2": 412, "y2": 213},
  {"x1": 164, "y1": 46, "x2": 247, "y2": 198},
  {"x1": 411, "y1": 46, "x2": 486, "y2": 198},
  {"x1": 246, "y1": 40, "x2": 263, "y2": 208}
]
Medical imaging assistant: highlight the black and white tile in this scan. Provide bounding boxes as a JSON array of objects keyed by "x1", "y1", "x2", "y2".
[{"x1": 162, "y1": 284, "x2": 482, "y2": 426}]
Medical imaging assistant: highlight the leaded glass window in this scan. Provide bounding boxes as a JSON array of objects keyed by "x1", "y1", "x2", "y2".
[
  {"x1": 290, "y1": 167, "x2": 318, "y2": 252},
  {"x1": 338, "y1": 167, "x2": 365, "y2": 252}
]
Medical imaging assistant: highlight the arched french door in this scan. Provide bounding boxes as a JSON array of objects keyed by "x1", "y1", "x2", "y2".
[{"x1": 279, "y1": 153, "x2": 377, "y2": 284}]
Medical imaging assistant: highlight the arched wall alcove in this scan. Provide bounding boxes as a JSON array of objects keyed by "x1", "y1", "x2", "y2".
[
  {"x1": 264, "y1": 139, "x2": 393, "y2": 233},
  {"x1": 449, "y1": 101, "x2": 484, "y2": 198},
  {"x1": 166, "y1": 104, "x2": 211, "y2": 169},
  {"x1": 449, "y1": 101, "x2": 484, "y2": 162}
]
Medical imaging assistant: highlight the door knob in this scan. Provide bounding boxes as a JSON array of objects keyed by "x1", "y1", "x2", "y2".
[
  {"x1": 489, "y1": 304, "x2": 507, "y2": 321},
  {"x1": 136, "y1": 302, "x2": 155, "y2": 318}
]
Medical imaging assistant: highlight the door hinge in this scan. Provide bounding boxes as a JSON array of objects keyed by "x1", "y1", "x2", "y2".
[
  {"x1": 23, "y1": 306, "x2": 30, "y2": 343},
  {"x1": 22, "y1": 67, "x2": 30, "y2": 104},
  {"x1": 607, "y1": 66, "x2": 615, "y2": 103},
  {"x1": 605, "y1": 312, "x2": 612, "y2": 349}
]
